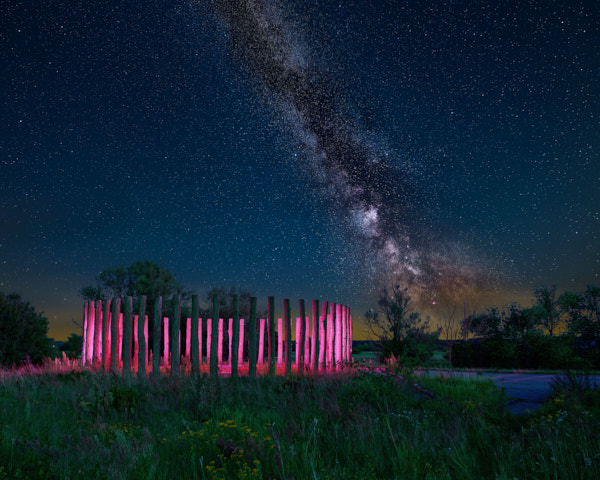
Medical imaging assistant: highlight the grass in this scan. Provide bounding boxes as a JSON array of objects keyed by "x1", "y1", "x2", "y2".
[{"x1": 0, "y1": 363, "x2": 598, "y2": 479}]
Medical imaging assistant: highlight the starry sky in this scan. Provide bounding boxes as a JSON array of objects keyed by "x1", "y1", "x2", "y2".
[{"x1": 2, "y1": 0, "x2": 599, "y2": 340}]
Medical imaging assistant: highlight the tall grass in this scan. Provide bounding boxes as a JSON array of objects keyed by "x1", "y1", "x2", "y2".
[{"x1": 0, "y1": 365, "x2": 598, "y2": 479}]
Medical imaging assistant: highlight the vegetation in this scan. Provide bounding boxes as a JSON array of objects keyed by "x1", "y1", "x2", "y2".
[
  {"x1": 60, "y1": 334, "x2": 83, "y2": 360},
  {"x1": 365, "y1": 285, "x2": 439, "y2": 365},
  {"x1": 0, "y1": 292, "x2": 54, "y2": 366},
  {"x1": 0, "y1": 366, "x2": 597, "y2": 479},
  {"x1": 454, "y1": 284, "x2": 600, "y2": 369}
]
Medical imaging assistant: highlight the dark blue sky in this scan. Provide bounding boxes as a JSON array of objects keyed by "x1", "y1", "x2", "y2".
[{"x1": 2, "y1": 0, "x2": 599, "y2": 339}]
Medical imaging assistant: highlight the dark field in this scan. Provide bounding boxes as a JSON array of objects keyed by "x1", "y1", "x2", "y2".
[{"x1": 0, "y1": 365, "x2": 599, "y2": 479}]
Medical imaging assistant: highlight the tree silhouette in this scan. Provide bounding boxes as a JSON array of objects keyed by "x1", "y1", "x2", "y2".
[{"x1": 0, "y1": 292, "x2": 54, "y2": 366}]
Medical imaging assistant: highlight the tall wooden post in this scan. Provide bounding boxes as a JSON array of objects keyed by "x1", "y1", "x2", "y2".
[
  {"x1": 238, "y1": 319, "x2": 244, "y2": 368},
  {"x1": 163, "y1": 317, "x2": 169, "y2": 367},
  {"x1": 206, "y1": 319, "x2": 212, "y2": 367},
  {"x1": 312, "y1": 300, "x2": 319, "y2": 373},
  {"x1": 341, "y1": 305, "x2": 346, "y2": 363},
  {"x1": 231, "y1": 294, "x2": 239, "y2": 377},
  {"x1": 284, "y1": 299, "x2": 291, "y2": 375},
  {"x1": 153, "y1": 297, "x2": 162, "y2": 375},
  {"x1": 320, "y1": 301, "x2": 328, "y2": 371},
  {"x1": 138, "y1": 296, "x2": 147, "y2": 377},
  {"x1": 330, "y1": 303, "x2": 336, "y2": 370},
  {"x1": 277, "y1": 318, "x2": 283, "y2": 365},
  {"x1": 248, "y1": 297, "x2": 257, "y2": 378},
  {"x1": 191, "y1": 294, "x2": 199, "y2": 375},
  {"x1": 123, "y1": 296, "x2": 133, "y2": 375},
  {"x1": 94, "y1": 300, "x2": 103, "y2": 366},
  {"x1": 217, "y1": 318, "x2": 224, "y2": 366},
  {"x1": 210, "y1": 294, "x2": 219, "y2": 376},
  {"x1": 268, "y1": 296, "x2": 276, "y2": 376},
  {"x1": 103, "y1": 299, "x2": 111, "y2": 371},
  {"x1": 258, "y1": 319, "x2": 265, "y2": 365},
  {"x1": 298, "y1": 299, "x2": 305, "y2": 374},
  {"x1": 171, "y1": 295, "x2": 181, "y2": 374},
  {"x1": 111, "y1": 298, "x2": 120, "y2": 372},
  {"x1": 133, "y1": 315, "x2": 139, "y2": 370},
  {"x1": 335, "y1": 303, "x2": 342, "y2": 369},
  {"x1": 82, "y1": 302, "x2": 88, "y2": 366}
]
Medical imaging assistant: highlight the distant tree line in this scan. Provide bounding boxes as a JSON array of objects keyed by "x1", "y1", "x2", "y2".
[{"x1": 367, "y1": 283, "x2": 600, "y2": 369}]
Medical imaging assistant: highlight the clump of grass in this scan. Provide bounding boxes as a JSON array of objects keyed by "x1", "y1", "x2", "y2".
[{"x1": 0, "y1": 366, "x2": 599, "y2": 478}]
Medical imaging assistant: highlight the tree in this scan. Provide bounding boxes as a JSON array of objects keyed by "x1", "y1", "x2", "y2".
[
  {"x1": 534, "y1": 286, "x2": 561, "y2": 335},
  {"x1": 366, "y1": 285, "x2": 438, "y2": 363},
  {"x1": 465, "y1": 307, "x2": 503, "y2": 338},
  {"x1": 439, "y1": 302, "x2": 473, "y2": 366},
  {"x1": 60, "y1": 333, "x2": 83, "y2": 360},
  {"x1": 0, "y1": 292, "x2": 54, "y2": 366}
]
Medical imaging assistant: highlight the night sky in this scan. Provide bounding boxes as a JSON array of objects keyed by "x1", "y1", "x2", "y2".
[{"x1": 2, "y1": 0, "x2": 599, "y2": 340}]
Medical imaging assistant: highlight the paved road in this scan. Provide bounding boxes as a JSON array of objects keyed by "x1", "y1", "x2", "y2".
[{"x1": 420, "y1": 370, "x2": 600, "y2": 414}]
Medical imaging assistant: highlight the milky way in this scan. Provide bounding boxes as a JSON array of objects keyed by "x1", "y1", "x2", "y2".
[{"x1": 208, "y1": 0, "x2": 496, "y2": 306}]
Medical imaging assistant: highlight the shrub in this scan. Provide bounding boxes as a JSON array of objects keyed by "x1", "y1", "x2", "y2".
[{"x1": 0, "y1": 292, "x2": 54, "y2": 366}]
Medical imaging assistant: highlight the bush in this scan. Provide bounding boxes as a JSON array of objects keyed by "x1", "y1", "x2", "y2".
[
  {"x1": 452, "y1": 335, "x2": 587, "y2": 370},
  {"x1": 0, "y1": 292, "x2": 54, "y2": 366}
]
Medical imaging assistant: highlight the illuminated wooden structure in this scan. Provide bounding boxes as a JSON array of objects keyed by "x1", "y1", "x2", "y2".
[{"x1": 82, "y1": 294, "x2": 352, "y2": 377}]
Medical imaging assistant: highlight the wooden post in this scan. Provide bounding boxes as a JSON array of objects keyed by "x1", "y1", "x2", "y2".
[
  {"x1": 138, "y1": 296, "x2": 147, "y2": 377},
  {"x1": 329, "y1": 304, "x2": 336, "y2": 370},
  {"x1": 111, "y1": 298, "x2": 120, "y2": 372},
  {"x1": 144, "y1": 315, "x2": 149, "y2": 369},
  {"x1": 335, "y1": 303, "x2": 342, "y2": 369},
  {"x1": 186, "y1": 317, "x2": 191, "y2": 361},
  {"x1": 312, "y1": 300, "x2": 319, "y2": 373},
  {"x1": 248, "y1": 297, "x2": 257, "y2": 378},
  {"x1": 258, "y1": 319, "x2": 265, "y2": 366},
  {"x1": 320, "y1": 301, "x2": 328, "y2": 372},
  {"x1": 210, "y1": 294, "x2": 219, "y2": 376},
  {"x1": 163, "y1": 317, "x2": 169, "y2": 367},
  {"x1": 123, "y1": 296, "x2": 133, "y2": 375},
  {"x1": 298, "y1": 300, "x2": 305, "y2": 373},
  {"x1": 82, "y1": 302, "x2": 88, "y2": 366},
  {"x1": 277, "y1": 318, "x2": 283, "y2": 365},
  {"x1": 153, "y1": 297, "x2": 162, "y2": 375},
  {"x1": 103, "y1": 299, "x2": 111, "y2": 371},
  {"x1": 268, "y1": 296, "x2": 276, "y2": 376},
  {"x1": 228, "y1": 318, "x2": 233, "y2": 364},
  {"x1": 295, "y1": 317, "x2": 301, "y2": 367},
  {"x1": 198, "y1": 317, "x2": 203, "y2": 367},
  {"x1": 171, "y1": 295, "x2": 181, "y2": 374},
  {"x1": 94, "y1": 300, "x2": 102, "y2": 366},
  {"x1": 87, "y1": 301, "x2": 95, "y2": 365},
  {"x1": 284, "y1": 299, "x2": 291, "y2": 375},
  {"x1": 231, "y1": 294, "x2": 239, "y2": 377},
  {"x1": 348, "y1": 307, "x2": 354, "y2": 361},
  {"x1": 206, "y1": 319, "x2": 212, "y2": 366},
  {"x1": 238, "y1": 319, "x2": 244, "y2": 368},
  {"x1": 133, "y1": 315, "x2": 139, "y2": 370},
  {"x1": 217, "y1": 318, "x2": 224, "y2": 366},
  {"x1": 341, "y1": 305, "x2": 347, "y2": 364},
  {"x1": 304, "y1": 316, "x2": 310, "y2": 368},
  {"x1": 191, "y1": 294, "x2": 199, "y2": 375}
]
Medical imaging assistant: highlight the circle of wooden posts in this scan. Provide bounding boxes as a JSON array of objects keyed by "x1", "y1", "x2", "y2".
[{"x1": 81, "y1": 295, "x2": 353, "y2": 377}]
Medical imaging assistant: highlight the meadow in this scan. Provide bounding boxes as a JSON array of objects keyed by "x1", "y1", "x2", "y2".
[{"x1": 0, "y1": 363, "x2": 598, "y2": 479}]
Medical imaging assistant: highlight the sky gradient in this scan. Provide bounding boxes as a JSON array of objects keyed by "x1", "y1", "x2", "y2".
[{"x1": 2, "y1": 0, "x2": 599, "y2": 340}]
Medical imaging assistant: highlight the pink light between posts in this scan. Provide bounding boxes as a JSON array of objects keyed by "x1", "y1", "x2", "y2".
[{"x1": 82, "y1": 297, "x2": 353, "y2": 375}]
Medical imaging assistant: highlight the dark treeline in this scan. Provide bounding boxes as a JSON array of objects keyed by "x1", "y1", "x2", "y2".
[{"x1": 453, "y1": 285, "x2": 599, "y2": 369}]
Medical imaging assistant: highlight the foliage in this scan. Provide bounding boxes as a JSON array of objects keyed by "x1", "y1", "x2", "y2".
[
  {"x1": 0, "y1": 292, "x2": 54, "y2": 366},
  {"x1": 79, "y1": 260, "x2": 188, "y2": 309},
  {"x1": 533, "y1": 285, "x2": 561, "y2": 335},
  {"x1": 60, "y1": 333, "x2": 83, "y2": 360},
  {"x1": 452, "y1": 333, "x2": 591, "y2": 369},
  {"x1": 1, "y1": 370, "x2": 599, "y2": 479},
  {"x1": 366, "y1": 285, "x2": 439, "y2": 363}
]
